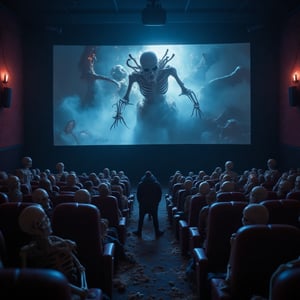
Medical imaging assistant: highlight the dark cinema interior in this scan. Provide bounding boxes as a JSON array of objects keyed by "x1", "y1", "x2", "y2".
[{"x1": 0, "y1": 0, "x2": 300, "y2": 186}]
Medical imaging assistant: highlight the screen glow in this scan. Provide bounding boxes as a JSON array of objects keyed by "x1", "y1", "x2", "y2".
[{"x1": 53, "y1": 43, "x2": 250, "y2": 145}]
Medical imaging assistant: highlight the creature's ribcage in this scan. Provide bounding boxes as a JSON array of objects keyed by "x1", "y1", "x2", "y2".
[
  {"x1": 28, "y1": 248, "x2": 79, "y2": 285},
  {"x1": 140, "y1": 75, "x2": 168, "y2": 98}
]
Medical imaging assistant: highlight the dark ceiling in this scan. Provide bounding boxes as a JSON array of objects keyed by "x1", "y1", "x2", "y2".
[{"x1": 1, "y1": 0, "x2": 299, "y2": 28}]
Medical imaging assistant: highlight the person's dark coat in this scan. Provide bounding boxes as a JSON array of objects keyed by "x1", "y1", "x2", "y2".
[{"x1": 136, "y1": 172, "x2": 162, "y2": 211}]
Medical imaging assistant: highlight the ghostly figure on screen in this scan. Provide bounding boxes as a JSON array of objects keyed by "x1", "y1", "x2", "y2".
[
  {"x1": 78, "y1": 46, "x2": 120, "y2": 108},
  {"x1": 110, "y1": 50, "x2": 201, "y2": 143}
]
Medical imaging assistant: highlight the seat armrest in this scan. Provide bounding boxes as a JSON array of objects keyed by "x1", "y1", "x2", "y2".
[
  {"x1": 119, "y1": 216, "x2": 126, "y2": 226},
  {"x1": 189, "y1": 227, "x2": 203, "y2": 251},
  {"x1": 118, "y1": 217, "x2": 127, "y2": 245},
  {"x1": 122, "y1": 208, "x2": 130, "y2": 218},
  {"x1": 102, "y1": 242, "x2": 115, "y2": 298},
  {"x1": 193, "y1": 247, "x2": 209, "y2": 300},
  {"x1": 103, "y1": 242, "x2": 115, "y2": 257},
  {"x1": 88, "y1": 288, "x2": 104, "y2": 300},
  {"x1": 210, "y1": 278, "x2": 232, "y2": 300},
  {"x1": 179, "y1": 220, "x2": 189, "y2": 256}
]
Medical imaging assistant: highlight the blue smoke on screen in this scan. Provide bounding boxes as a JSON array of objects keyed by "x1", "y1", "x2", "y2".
[{"x1": 53, "y1": 43, "x2": 250, "y2": 146}]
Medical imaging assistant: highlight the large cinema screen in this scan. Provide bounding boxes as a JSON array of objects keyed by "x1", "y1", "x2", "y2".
[{"x1": 53, "y1": 43, "x2": 250, "y2": 145}]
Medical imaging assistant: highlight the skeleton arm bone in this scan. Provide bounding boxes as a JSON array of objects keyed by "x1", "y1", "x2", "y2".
[
  {"x1": 169, "y1": 67, "x2": 202, "y2": 118},
  {"x1": 110, "y1": 74, "x2": 136, "y2": 129},
  {"x1": 20, "y1": 239, "x2": 88, "y2": 300}
]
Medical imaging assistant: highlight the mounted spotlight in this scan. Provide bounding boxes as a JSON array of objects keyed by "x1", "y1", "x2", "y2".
[{"x1": 142, "y1": 0, "x2": 166, "y2": 26}]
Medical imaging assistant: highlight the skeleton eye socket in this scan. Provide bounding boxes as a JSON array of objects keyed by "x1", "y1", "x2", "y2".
[{"x1": 143, "y1": 65, "x2": 158, "y2": 73}]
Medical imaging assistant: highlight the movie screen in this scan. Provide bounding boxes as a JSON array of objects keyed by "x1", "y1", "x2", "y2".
[{"x1": 53, "y1": 43, "x2": 250, "y2": 145}]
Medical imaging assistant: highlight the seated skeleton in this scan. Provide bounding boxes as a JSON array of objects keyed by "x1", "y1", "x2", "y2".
[{"x1": 18, "y1": 204, "x2": 91, "y2": 300}]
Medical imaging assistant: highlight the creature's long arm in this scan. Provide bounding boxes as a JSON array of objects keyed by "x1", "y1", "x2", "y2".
[
  {"x1": 110, "y1": 74, "x2": 136, "y2": 129},
  {"x1": 169, "y1": 67, "x2": 202, "y2": 118}
]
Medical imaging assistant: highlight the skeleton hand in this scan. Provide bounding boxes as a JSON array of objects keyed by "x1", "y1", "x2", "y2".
[
  {"x1": 180, "y1": 88, "x2": 202, "y2": 118},
  {"x1": 110, "y1": 98, "x2": 131, "y2": 129}
]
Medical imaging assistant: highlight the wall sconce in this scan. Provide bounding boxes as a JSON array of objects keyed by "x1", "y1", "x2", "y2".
[
  {"x1": 289, "y1": 72, "x2": 300, "y2": 107},
  {"x1": 0, "y1": 72, "x2": 12, "y2": 108},
  {"x1": 293, "y1": 73, "x2": 299, "y2": 84}
]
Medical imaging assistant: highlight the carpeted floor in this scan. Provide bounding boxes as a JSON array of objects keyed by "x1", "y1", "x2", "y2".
[{"x1": 111, "y1": 190, "x2": 198, "y2": 300}]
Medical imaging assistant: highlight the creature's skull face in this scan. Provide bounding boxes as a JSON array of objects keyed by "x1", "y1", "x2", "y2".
[
  {"x1": 19, "y1": 205, "x2": 52, "y2": 236},
  {"x1": 140, "y1": 51, "x2": 158, "y2": 82}
]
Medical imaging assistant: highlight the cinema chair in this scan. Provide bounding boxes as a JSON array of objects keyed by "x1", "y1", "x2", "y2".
[
  {"x1": 178, "y1": 194, "x2": 207, "y2": 256},
  {"x1": 0, "y1": 268, "x2": 103, "y2": 300},
  {"x1": 270, "y1": 258, "x2": 300, "y2": 300},
  {"x1": 0, "y1": 192, "x2": 8, "y2": 205},
  {"x1": 261, "y1": 199, "x2": 300, "y2": 228},
  {"x1": 92, "y1": 194, "x2": 127, "y2": 245},
  {"x1": 286, "y1": 191, "x2": 300, "y2": 201},
  {"x1": 216, "y1": 191, "x2": 246, "y2": 202},
  {"x1": 191, "y1": 201, "x2": 247, "y2": 300},
  {"x1": 0, "y1": 202, "x2": 34, "y2": 267},
  {"x1": 51, "y1": 191, "x2": 75, "y2": 208},
  {"x1": 266, "y1": 190, "x2": 278, "y2": 200},
  {"x1": 210, "y1": 224, "x2": 300, "y2": 300},
  {"x1": 52, "y1": 202, "x2": 115, "y2": 299}
]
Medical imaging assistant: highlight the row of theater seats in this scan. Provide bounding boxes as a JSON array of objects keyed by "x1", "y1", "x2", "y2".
[
  {"x1": 166, "y1": 188, "x2": 300, "y2": 300},
  {"x1": 0, "y1": 202, "x2": 116, "y2": 299},
  {"x1": 0, "y1": 268, "x2": 103, "y2": 300},
  {"x1": 0, "y1": 189, "x2": 131, "y2": 245}
]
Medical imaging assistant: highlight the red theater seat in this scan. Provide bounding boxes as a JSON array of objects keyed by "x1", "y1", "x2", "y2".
[
  {"x1": 0, "y1": 268, "x2": 103, "y2": 300},
  {"x1": 210, "y1": 225, "x2": 300, "y2": 300},
  {"x1": 52, "y1": 203, "x2": 115, "y2": 299}
]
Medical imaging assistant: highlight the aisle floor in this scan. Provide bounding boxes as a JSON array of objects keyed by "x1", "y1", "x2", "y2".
[{"x1": 111, "y1": 191, "x2": 198, "y2": 300}]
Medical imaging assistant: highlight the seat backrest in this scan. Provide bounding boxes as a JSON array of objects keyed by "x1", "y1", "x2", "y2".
[
  {"x1": 0, "y1": 202, "x2": 34, "y2": 267},
  {"x1": 0, "y1": 192, "x2": 8, "y2": 204},
  {"x1": 261, "y1": 199, "x2": 300, "y2": 228},
  {"x1": 91, "y1": 195, "x2": 120, "y2": 228},
  {"x1": 0, "y1": 268, "x2": 72, "y2": 300},
  {"x1": 187, "y1": 194, "x2": 207, "y2": 227},
  {"x1": 52, "y1": 202, "x2": 113, "y2": 297},
  {"x1": 176, "y1": 189, "x2": 191, "y2": 211},
  {"x1": 22, "y1": 194, "x2": 33, "y2": 202},
  {"x1": 216, "y1": 192, "x2": 246, "y2": 202},
  {"x1": 286, "y1": 191, "x2": 300, "y2": 201},
  {"x1": 0, "y1": 229, "x2": 7, "y2": 266},
  {"x1": 205, "y1": 201, "x2": 247, "y2": 271},
  {"x1": 230, "y1": 224, "x2": 300, "y2": 299},
  {"x1": 270, "y1": 259, "x2": 300, "y2": 300},
  {"x1": 266, "y1": 190, "x2": 278, "y2": 200},
  {"x1": 51, "y1": 192, "x2": 75, "y2": 207}
]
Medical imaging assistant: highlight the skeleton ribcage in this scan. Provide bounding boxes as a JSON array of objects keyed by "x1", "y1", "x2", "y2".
[
  {"x1": 140, "y1": 75, "x2": 168, "y2": 98},
  {"x1": 28, "y1": 248, "x2": 79, "y2": 285}
]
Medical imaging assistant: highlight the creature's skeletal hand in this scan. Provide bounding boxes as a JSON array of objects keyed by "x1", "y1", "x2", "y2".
[
  {"x1": 180, "y1": 88, "x2": 202, "y2": 118},
  {"x1": 110, "y1": 98, "x2": 131, "y2": 129}
]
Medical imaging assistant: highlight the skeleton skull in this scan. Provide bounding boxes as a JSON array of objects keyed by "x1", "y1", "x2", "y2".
[
  {"x1": 19, "y1": 205, "x2": 52, "y2": 236},
  {"x1": 22, "y1": 156, "x2": 32, "y2": 168},
  {"x1": 140, "y1": 51, "x2": 158, "y2": 82},
  {"x1": 32, "y1": 188, "x2": 52, "y2": 211}
]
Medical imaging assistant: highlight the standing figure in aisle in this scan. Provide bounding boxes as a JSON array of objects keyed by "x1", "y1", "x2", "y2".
[{"x1": 133, "y1": 171, "x2": 163, "y2": 239}]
